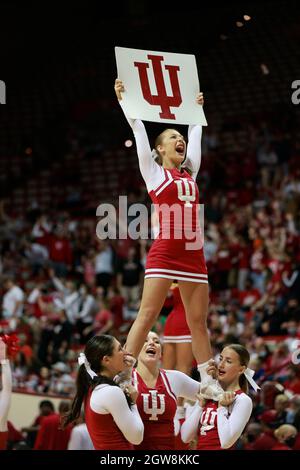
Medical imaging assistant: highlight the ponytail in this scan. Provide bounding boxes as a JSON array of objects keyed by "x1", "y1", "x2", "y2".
[
  {"x1": 61, "y1": 335, "x2": 133, "y2": 428},
  {"x1": 238, "y1": 371, "x2": 249, "y2": 394},
  {"x1": 62, "y1": 366, "x2": 122, "y2": 428}
]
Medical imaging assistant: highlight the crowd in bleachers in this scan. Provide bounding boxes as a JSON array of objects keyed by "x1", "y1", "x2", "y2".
[{"x1": 1, "y1": 104, "x2": 300, "y2": 448}]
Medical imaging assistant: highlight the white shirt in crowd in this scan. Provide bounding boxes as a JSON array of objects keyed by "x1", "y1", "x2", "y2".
[
  {"x1": 68, "y1": 423, "x2": 94, "y2": 450},
  {"x1": 52, "y1": 277, "x2": 81, "y2": 324},
  {"x1": 2, "y1": 285, "x2": 24, "y2": 318},
  {"x1": 95, "y1": 246, "x2": 114, "y2": 275}
]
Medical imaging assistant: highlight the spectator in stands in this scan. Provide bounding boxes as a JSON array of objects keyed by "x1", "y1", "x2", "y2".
[
  {"x1": 284, "y1": 365, "x2": 300, "y2": 396},
  {"x1": 215, "y1": 240, "x2": 231, "y2": 290},
  {"x1": 250, "y1": 410, "x2": 277, "y2": 450},
  {"x1": 75, "y1": 284, "x2": 98, "y2": 344},
  {"x1": 221, "y1": 310, "x2": 244, "y2": 340},
  {"x1": 94, "y1": 240, "x2": 115, "y2": 297},
  {"x1": 241, "y1": 422, "x2": 262, "y2": 450},
  {"x1": 50, "y1": 269, "x2": 80, "y2": 325},
  {"x1": 49, "y1": 362, "x2": 75, "y2": 396},
  {"x1": 250, "y1": 245, "x2": 266, "y2": 294},
  {"x1": 67, "y1": 411, "x2": 94, "y2": 450},
  {"x1": 271, "y1": 394, "x2": 290, "y2": 427},
  {"x1": 237, "y1": 239, "x2": 251, "y2": 292},
  {"x1": 257, "y1": 141, "x2": 278, "y2": 187},
  {"x1": 271, "y1": 424, "x2": 297, "y2": 450},
  {"x1": 117, "y1": 247, "x2": 144, "y2": 310},
  {"x1": 34, "y1": 400, "x2": 72, "y2": 450},
  {"x1": 49, "y1": 226, "x2": 73, "y2": 277},
  {"x1": 286, "y1": 395, "x2": 300, "y2": 427},
  {"x1": 31, "y1": 214, "x2": 52, "y2": 246},
  {"x1": 23, "y1": 237, "x2": 49, "y2": 276},
  {"x1": 22, "y1": 399, "x2": 55, "y2": 448},
  {"x1": 268, "y1": 343, "x2": 291, "y2": 381},
  {"x1": 282, "y1": 266, "x2": 300, "y2": 303},
  {"x1": 251, "y1": 338, "x2": 272, "y2": 370},
  {"x1": 82, "y1": 249, "x2": 96, "y2": 287},
  {"x1": 238, "y1": 279, "x2": 261, "y2": 311},
  {"x1": 82, "y1": 301, "x2": 114, "y2": 339},
  {"x1": 36, "y1": 367, "x2": 51, "y2": 394},
  {"x1": 107, "y1": 286, "x2": 125, "y2": 336},
  {"x1": 283, "y1": 320, "x2": 300, "y2": 353},
  {"x1": 1, "y1": 276, "x2": 24, "y2": 328},
  {"x1": 255, "y1": 298, "x2": 284, "y2": 336},
  {"x1": 15, "y1": 333, "x2": 33, "y2": 368},
  {"x1": 36, "y1": 308, "x2": 72, "y2": 366}
]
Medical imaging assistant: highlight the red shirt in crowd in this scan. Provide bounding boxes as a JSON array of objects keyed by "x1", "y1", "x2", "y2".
[
  {"x1": 48, "y1": 236, "x2": 73, "y2": 265},
  {"x1": 251, "y1": 431, "x2": 277, "y2": 450},
  {"x1": 34, "y1": 413, "x2": 72, "y2": 450},
  {"x1": 239, "y1": 288, "x2": 261, "y2": 307}
]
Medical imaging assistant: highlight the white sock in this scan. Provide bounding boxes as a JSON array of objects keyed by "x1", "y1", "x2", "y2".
[{"x1": 197, "y1": 360, "x2": 212, "y2": 383}]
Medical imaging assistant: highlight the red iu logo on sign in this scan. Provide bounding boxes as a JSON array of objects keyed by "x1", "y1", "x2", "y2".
[{"x1": 134, "y1": 54, "x2": 182, "y2": 120}]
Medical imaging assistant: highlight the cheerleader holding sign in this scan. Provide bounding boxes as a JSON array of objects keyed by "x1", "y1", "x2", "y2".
[{"x1": 114, "y1": 52, "x2": 222, "y2": 399}]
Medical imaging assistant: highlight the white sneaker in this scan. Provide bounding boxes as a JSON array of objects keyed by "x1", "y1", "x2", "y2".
[{"x1": 200, "y1": 379, "x2": 224, "y2": 402}]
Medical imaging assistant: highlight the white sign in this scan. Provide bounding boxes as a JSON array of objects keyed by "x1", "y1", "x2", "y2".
[{"x1": 115, "y1": 47, "x2": 207, "y2": 126}]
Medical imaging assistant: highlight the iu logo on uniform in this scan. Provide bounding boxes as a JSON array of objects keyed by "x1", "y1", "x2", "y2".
[
  {"x1": 174, "y1": 178, "x2": 196, "y2": 207},
  {"x1": 200, "y1": 407, "x2": 218, "y2": 435},
  {"x1": 134, "y1": 54, "x2": 182, "y2": 120},
  {"x1": 142, "y1": 390, "x2": 166, "y2": 421}
]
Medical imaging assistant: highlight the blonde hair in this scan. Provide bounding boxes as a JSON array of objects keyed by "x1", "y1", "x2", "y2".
[{"x1": 274, "y1": 424, "x2": 297, "y2": 443}]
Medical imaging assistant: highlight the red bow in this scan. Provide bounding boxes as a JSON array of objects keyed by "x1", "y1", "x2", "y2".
[{"x1": 0, "y1": 334, "x2": 21, "y2": 358}]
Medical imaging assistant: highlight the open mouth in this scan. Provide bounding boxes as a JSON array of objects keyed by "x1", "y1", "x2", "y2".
[
  {"x1": 175, "y1": 143, "x2": 185, "y2": 155},
  {"x1": 218, "y1": 370, "x2": 226, "y2": 377},
  {"x1": 145, "y1": 346, "x2": 156, "y2": 357}
]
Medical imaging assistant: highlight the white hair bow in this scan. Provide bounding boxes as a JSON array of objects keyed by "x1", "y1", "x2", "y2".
[
  {"x1": 244, "y1": 367, "x2": 260, "y2": 391},
  {"x1": 78, "y1": 352, "x2": 98, "y2": 380}
]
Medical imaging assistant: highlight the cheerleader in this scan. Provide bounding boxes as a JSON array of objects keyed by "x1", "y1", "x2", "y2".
[
  {"x1": 115, "y1": 79, "x2": 222, "y2": 400},
  {"x1": 163, "y1": 283, "x2": 193, "y2": 374},
  {"x1": 0, "y1": 338, "x2": 12, "y2": 450},
  {"x1": 132, "y1": 331, "x2": 201, "y2": 449},
  {"x1": 62, "y1": 335, "x2": 143, "y2": 450},
  {"x1": 181, "y1": 344, "x2": 259, "y2": 449}
]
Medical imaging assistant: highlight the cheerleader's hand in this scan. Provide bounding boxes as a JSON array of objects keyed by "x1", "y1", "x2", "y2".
[
  {"x1": 125, "y1": 384, "x2": 138, "y2": 404},
  {"x1": 114, "y1": 351, "x2": 136, "y2": 387},
  {"x1": 196, "y1": 92, "x2": 204, "y2": 106},
  {"x1": 206, "y1": 360, "x2": 218, "y2": 379},
  {"x1": 115, "y1": 79, "x2": 125, "y2": 101},
  {"x1": 218, "y1": 391, "x2": 236, "y2": 407},
  {"x1": 123, "y1": 352, "x2": 136, "y2": 368},
  {"x1": 196, "y1": 393, "x2": 207, "y2": 408}
]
